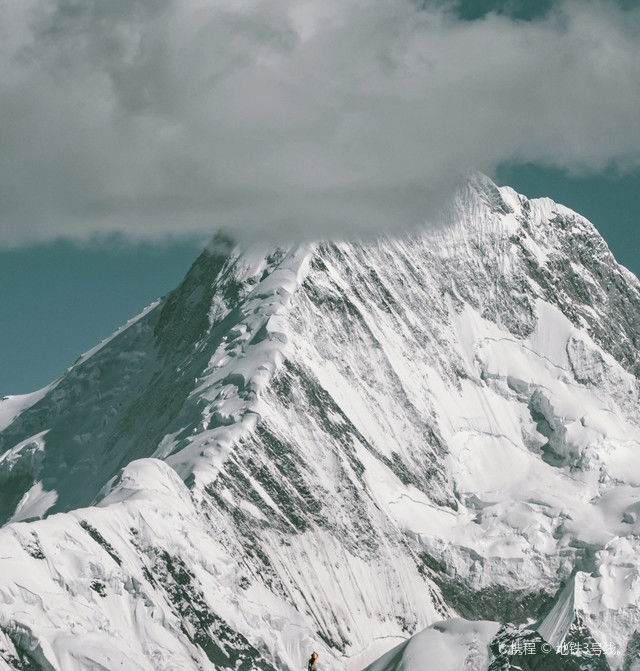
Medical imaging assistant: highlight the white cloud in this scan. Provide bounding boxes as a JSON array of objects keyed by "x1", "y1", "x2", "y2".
[{"x1": 0, "y1": 0, "x2": 639, "y2": 245}]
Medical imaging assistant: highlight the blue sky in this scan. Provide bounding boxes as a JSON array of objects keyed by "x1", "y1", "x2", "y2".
[
  {"x1": 1, "y1": 0, "x2": 639, "y2": 394},
  {"x1": 0, "y1": 240, "x2": 200, "y2": 395}
]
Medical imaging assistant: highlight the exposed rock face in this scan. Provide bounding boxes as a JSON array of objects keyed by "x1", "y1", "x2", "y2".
[{"x1": 1, "y1": 175, "x2": 640, "y2": 670}]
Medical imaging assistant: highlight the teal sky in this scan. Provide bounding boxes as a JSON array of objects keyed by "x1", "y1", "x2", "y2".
[
  {"x1": 0, "y1": 240, "x2": 201, "y2": 395},
  {"x1": 1, "y1": 0, "x2": 639, "y2": 395},
  {"x1": 450, "y1": 0, "x2": 640, "y2": 19}
]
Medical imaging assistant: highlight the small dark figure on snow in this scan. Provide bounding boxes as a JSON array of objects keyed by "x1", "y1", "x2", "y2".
[{"x1": 307, "y1": 651, "x2": 319, "y2": 669}]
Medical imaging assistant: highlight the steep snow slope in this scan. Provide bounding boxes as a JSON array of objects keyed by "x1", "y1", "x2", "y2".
[{"x1": 1, "y1": 176, "x2": 640, "y2": 670}]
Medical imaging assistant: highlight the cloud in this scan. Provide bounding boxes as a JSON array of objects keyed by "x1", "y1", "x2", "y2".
[{"x1": 1, "y1": 0, "x2": 639, "y2": 246}]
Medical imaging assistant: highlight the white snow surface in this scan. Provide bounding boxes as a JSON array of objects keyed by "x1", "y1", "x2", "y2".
[
  {"x1": 364, "y1": 618, "x2": 500, "y2": 671},
  {"x1": 0, "y1": 387, "x2": 53, "y2": 433},
  {"x1": 1, "y1": 175, "x2": 640, "y2": 669}
]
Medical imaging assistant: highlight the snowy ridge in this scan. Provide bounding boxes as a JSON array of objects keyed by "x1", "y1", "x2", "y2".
[
  {"x1": 2, "y1": 176, "x2": 640, "y2": 669},
  {"x1": 153, "y1": 243, "x2": 314, "y2": 487},
  {"x1": 0, "y1": 459, "x2": 321, "y2": 670},
  {"x1": 0, "y1": 387, "x2": 55, "y2": 434}
]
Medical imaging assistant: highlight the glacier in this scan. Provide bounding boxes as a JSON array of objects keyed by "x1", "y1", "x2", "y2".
[{"x1": 1, "y1": 175, "x2": 640, "y2": 670}]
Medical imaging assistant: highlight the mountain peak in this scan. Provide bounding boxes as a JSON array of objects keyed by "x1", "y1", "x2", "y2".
[{"x1": 2, "y1": 184, "x2": 640, "y2": 669}]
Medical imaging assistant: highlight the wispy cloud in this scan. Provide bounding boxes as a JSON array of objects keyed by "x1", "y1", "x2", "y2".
[{"x1": 1, "y1": 0, "x2": 639, "y2": 245}]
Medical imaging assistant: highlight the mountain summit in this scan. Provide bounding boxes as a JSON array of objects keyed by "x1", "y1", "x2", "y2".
[{"x1": 1, "y1": 177, "x2": 640, "y2": 670}]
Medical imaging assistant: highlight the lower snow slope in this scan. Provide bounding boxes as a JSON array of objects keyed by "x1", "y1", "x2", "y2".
[
  {"x1": 365, "y1": 619, "x2": 500, "y2": 671},
  {"x1": 1, "y1": 176, "x2": 640, "y2": 669}
]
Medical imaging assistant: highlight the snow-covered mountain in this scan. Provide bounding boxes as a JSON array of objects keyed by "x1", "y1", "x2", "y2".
[{"x1": 1, "y1": 175, "x2": 640, "y2": 670}]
